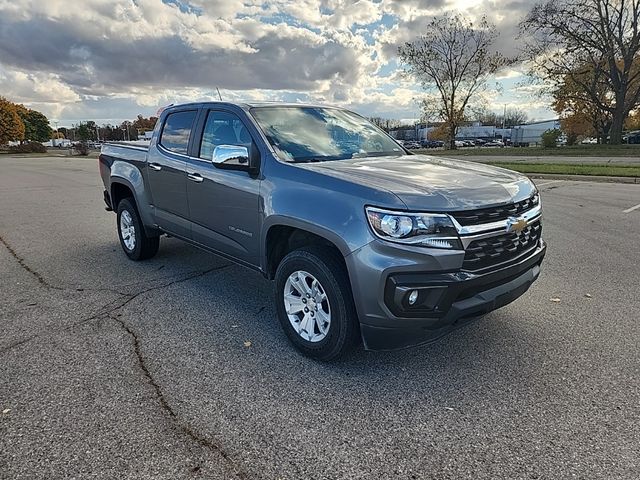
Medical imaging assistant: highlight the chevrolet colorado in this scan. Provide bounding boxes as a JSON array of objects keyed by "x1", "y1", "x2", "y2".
[{"x1": 99, "y1": 102, "x2": 546, "y2": 360}]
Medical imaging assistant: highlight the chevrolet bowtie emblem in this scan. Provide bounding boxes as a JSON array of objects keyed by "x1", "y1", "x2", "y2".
[{"x1": 506, "y1": 216, "x2": 528, "y2": 234}]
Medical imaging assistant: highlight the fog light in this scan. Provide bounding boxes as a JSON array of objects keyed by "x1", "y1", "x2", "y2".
[{"x1": 408, "y1": 290, "x2": 419, "y2": 306}]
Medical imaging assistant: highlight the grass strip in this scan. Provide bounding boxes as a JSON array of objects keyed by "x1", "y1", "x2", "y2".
[
  {"x1": 419, "y1": 145, "x2": 640, "y2": 157},
  {"x1": 484, "y1": 162, "x2": 640, "y2": 177}
]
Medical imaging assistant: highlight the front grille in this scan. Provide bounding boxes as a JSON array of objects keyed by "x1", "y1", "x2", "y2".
[
  {"x1": 463, "y1": 220, "x2": 542, "y2": 271},
  {"x1": 451, "y1": 196, "x2": 538, "y2": 226}
]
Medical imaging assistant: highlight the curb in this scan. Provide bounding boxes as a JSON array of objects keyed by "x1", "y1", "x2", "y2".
[{"x1": 525, "y1": 173, "x2": 640, "y2": 184}]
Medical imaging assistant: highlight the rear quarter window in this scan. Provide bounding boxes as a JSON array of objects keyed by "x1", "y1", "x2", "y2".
[{"x1": 159, "y1": 110, "x2": 197, "y2": 155}]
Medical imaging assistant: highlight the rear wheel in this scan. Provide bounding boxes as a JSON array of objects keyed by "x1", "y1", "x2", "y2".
[
  {"x1": 116, "y1": 198, "x2": 159, "y2": 261},
  {"x1": 274, "y1": 246, "x2": 359, "y2": 360}
]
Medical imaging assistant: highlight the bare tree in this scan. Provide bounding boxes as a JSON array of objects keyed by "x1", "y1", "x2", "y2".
[
  {"x1": 521, "y1": 0, "x2": 640, "y2": 144},
  {"x1": 504, "y1": 108, "x2": 529, "y2": 127},
  {"x1": 398, "y1": 15, "x2": 511, "y2": 149},
  {"x1": 368, "y1": 117, "x2": 402, "y2": 132},
  {"x1": 476, "y1": 107, "x2": 529, "y2": 127}
]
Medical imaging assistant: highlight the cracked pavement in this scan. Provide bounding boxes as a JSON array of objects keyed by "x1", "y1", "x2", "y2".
[{"x1": 1, "y1": 156, "x2": 639, "y2": 479}]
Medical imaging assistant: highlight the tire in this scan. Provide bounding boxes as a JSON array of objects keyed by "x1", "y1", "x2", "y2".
[
  {"x1": 274, "y1": 246, "x2": 359, "y2": 360},
  {"x1": 116, "y1": 197, "x2": 159, "y2": 261}
]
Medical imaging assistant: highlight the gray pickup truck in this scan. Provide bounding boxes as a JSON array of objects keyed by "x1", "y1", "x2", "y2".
[{"x1": 99, "y1": 102, "x2": 546, "y2": 360}]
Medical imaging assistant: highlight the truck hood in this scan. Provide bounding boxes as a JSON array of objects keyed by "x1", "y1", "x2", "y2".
[{"x1": 298, "y1": 154, "x2": 535, "y2": 211}]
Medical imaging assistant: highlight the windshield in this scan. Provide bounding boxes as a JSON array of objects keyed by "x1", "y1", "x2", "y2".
[{"x1": 250, "y1": 106, "x2": 404, "y2": 162}]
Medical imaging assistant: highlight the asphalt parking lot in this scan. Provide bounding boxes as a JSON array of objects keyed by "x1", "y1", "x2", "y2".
[{"x1": 1, "y1": 155, "x2": 639, "y2": 479}]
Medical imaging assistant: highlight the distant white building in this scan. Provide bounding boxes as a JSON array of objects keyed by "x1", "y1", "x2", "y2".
[
  {"x1": 447, "y1": 123, "x2": 511, "y2": 141},
  {"x1": 389, "y1": 119, "x2": 561, "y2": 146},
  {"x1": 43, "y1": 139, "x2": 72, "y2": 148},
  {"x1": 510, "y1": 119, "x2": 560, "y2": 146},
  {"x1": 391, "y1": 123, "x2": 511, "y2": 142}
]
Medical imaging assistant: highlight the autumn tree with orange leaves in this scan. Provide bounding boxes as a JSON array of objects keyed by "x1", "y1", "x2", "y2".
[
  {"x1": 551, "y1": 67, "x2": 613, "y2": 144},
  {"x1": 0, "y1": 96, "x2": 25, "y2": 145}
]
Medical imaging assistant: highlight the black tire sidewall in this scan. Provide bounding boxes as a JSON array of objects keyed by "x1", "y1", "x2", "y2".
[{"x1": 275, "y1": 248, "x2": 356, "y2": 360}]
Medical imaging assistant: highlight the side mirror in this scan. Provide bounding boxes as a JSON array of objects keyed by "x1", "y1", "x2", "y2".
[{"x1": 212, "y1": 145, "x2": 249, "y2": 167}]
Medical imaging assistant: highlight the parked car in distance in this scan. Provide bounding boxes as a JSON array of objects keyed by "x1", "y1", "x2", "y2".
[
  {"x1": 403, "y1": 141, "x2": 422, "y2": 149},
  {"x1": 53, "y1": 139, "x2": 72, "y2": 148},
  {"x1": 421, "y1": 140, "x2": 444, "y2": 148},
  {"x1": 99, "y1": 101, "x2": 546, "y2": 360},
  {"x1": 485, "y1": 140, "x2": 505, "y2": 147}
]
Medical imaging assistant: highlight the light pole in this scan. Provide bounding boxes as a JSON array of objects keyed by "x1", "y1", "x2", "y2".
[{"x1": 502, "y1": 104, "x2": 506, "y2": 131}]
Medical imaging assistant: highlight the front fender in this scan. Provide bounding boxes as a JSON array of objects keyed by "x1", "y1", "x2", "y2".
[{"x1": 261, "y1": 215, "x2": 353, "y2": 260}]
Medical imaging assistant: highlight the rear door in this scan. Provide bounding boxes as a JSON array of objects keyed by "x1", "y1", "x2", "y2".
[
  {"x1": 184, "y1": 108, "x2": 261, "y2": 266},
  {"x1": 146, "y1": 109, "x2": 197, "y2": 238}
]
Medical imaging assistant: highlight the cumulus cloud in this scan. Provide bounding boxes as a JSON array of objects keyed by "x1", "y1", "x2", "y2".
[{"x1": 0, "y1": 0, "x2": 547, "y2": 124}]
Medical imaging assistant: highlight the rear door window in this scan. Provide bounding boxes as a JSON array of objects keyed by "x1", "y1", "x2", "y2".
[{"x1": 160, "y1": 110, "x2": 197, "y2": 155}]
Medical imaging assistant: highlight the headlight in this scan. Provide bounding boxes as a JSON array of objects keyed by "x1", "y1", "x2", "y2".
[{"x1": 365, "y1": 207, "x2": 462, "y2": 249}]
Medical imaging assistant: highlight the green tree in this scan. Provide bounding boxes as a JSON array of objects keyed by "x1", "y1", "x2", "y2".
[
  {"x1": 23, "y1": 109, "x2": 53, "y2": 142},
  {"x1": 85, "y1": 121, "x2": 98, "y2": 141},
  {"x1": 120, "y1": 121, "x2": 138, "y2": 140},
  {"x1": 132, "y1": 115, "x2": 158, "y2": 133},
  {"x1": 76, "y1": 123, "x2": 91, "y2": 141},
  {"x1": 75, "y1": 123, "x2": 91, "y2": 155},
  {"x1": 541, "y1": 129, "x2": 562, "y2": 148},
  {"x1": 15, "y1": 104, "x2": 54, "y2": 142},
  {"x1": 0, "y1": 96, "x2": 25, "y2": 145}
]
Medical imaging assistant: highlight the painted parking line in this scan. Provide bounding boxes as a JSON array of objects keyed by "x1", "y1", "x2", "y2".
[
  {"x1": 535, "y1": 180, "x2": 564, "y2": 187},
  {"x1": 623, "y1": 203, "x2": 640, "y2": 214}
]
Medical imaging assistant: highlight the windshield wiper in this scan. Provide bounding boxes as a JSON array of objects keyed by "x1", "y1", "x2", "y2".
[{"x1": 295, "y1": 155, "x2": 350, "y2": 163}]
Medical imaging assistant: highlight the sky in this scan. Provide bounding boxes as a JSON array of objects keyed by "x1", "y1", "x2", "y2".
[{"x1": 0, "y1": 0, "x2": 554, "y2": 127}]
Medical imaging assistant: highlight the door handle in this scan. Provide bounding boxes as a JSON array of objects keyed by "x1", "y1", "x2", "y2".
[
  {"x1": 187, "y1": 172, "x2": 204, "y2": 183},
  {"x1": 148, "y1": 163, "x2": 162, "y2": 171}
]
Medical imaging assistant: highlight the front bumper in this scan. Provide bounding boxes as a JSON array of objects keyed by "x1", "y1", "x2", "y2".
[{"x1": 346, "y1": 239, "x2": 546, "y2": 351}]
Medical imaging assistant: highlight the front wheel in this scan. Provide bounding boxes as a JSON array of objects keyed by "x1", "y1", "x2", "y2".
[
  {"x1": 274, "y1": 247, "x2": 359, "y2": 360},
  {"x1": 116, "y1": 198, "x2": 159, "y2": 261}
]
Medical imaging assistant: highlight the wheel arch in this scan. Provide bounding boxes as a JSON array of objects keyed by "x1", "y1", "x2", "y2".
[
  {"x1": 262, "y1": 217, "x2": 351, "y2": 280},
  {"x1": 110, "y1": 176, "x2": 158, "y2": 236},
  {"x1": 110, "y1": 179, "x2": 135, "y2": 211}
]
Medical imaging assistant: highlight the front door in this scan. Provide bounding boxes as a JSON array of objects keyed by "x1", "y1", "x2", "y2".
[
  {"x1": 146, "y1": 109, "x2": 198, "y2": 238},
  {"x1": 185, "y1": 109, "x2": 261, "y2": 266}
]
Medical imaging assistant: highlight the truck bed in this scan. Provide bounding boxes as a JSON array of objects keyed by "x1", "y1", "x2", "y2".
[{"x1": 101, "y1": 142, "x2": 149, "y2": 163}]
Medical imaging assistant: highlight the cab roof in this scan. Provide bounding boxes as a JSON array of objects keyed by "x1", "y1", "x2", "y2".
[{"x1": 162, "y1": 101, "x2": 341, "y2": 112}]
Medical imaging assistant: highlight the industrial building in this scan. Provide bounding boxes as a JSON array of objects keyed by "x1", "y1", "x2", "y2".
[{"x1": 389, "y1": 119, "x2": 560, "y2": 146}]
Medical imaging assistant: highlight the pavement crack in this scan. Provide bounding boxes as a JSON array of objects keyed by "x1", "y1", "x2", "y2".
[
  {"x1": 0, "y1": 234, "x2": 62, "y2": 290},
  {"x1": 1, "y1": 265, "x2": 231, "y2": 356},
  {"x1": 110, "y1": 312, "x2": 250, "y2": 480},
  {"x1": 70, "y1": 264, "x2": 231, "y2": 329},
  {"x1": 0, "y1": 240, "x2": 243, "y2": 473},
  {"x1": 0, "y1": 335, "x2": 38, "y2": 355},
  {"x1": 0, "y1": 232, "x2": 231, "y2": 297}
]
